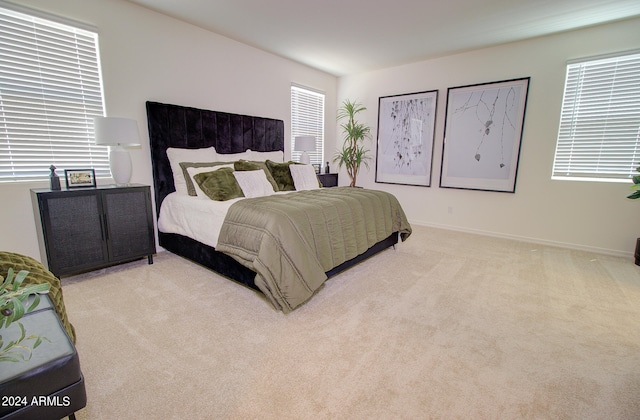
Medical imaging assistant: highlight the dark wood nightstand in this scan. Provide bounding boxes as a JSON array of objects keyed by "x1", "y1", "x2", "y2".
[
  {"x1": 31, "y1": 184, "x2": 156, "y2": 277},
  {"x1": 317, "y1": 173, "x2": 338, "y2": 187}
]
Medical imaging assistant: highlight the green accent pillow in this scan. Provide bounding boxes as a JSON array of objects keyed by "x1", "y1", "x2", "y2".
[
  {"x1": 179, "y1": 161, "x2": 233, "y2": 196},
  {"x1": 266, "y1": 160, "x2": 298, "y2": 191},
  {"x1": 234, "y1": 160, "x2": 280, "y2": 192},
  {"x1": 194, "y1": 167, "x2": 244, "y2": 201}
]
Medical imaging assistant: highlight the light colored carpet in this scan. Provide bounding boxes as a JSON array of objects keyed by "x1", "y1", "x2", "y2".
[{"x1": 61, "y1": 225, "x2": 640, "y2": 419}]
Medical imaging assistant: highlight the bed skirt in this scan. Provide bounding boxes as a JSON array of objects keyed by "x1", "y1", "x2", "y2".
[{"x1": 158, "y1": 231, "x2": 399, "y2": 290}]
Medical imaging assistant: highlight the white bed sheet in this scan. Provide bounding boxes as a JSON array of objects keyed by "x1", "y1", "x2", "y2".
[
  {"x1": 157, "y1": 192, "x2": 242, "y2": 248},
  {"x1": 157, "y1": 191, "x2": 291, "y2": 248}
]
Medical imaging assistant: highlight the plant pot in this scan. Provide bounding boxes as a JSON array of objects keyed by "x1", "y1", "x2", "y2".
[{"x1": 635, "y1": 238, "x2": 640, "y2": 266}]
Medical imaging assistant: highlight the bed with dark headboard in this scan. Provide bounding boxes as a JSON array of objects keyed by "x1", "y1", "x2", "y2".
[{"x1": 146, "y1": 101, "x2": 406, "y2": 308}]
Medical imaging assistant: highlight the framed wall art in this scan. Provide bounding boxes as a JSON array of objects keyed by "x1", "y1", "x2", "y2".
[
  {"x1": 375, "y1": 90, "x2": 438, "y2": 187},
  {"x1": 65, "y1": 168, "x2": 96, "y2": 189},
  {"x1": 440, "y1": 77, "x2": 530, "y2": 193}
]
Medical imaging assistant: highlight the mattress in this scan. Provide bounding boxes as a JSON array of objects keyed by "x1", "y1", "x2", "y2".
[{"x1": 157, "y1": 191, "x2": 290, "y2": 248}]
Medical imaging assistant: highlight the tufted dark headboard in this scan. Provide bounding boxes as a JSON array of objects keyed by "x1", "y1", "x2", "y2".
[{"x1": 146, "y1": 101, "x2": 285, "y2": 216}]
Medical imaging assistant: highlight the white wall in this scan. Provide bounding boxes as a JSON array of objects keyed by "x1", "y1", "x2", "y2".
[
  {"x1": 337, "y1": 17, "x2": 640, "y2": 257},
  {"x1": 0, "y1": 0, "x2": 337, "y2": 260}
]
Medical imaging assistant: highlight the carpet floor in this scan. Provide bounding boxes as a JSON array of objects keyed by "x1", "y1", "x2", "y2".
[{"x1": 61, "y1": 225, "x2": 640, "y2": 419}]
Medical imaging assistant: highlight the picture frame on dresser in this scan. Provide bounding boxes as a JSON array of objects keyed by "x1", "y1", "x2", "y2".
[{"x1": 64, "y1": 168, "x2": 96, "y2": 189}]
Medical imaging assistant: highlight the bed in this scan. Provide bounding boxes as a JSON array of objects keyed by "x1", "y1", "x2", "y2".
[{"x1": 146, "y1": 101, "x2": 411, "y2": 312}]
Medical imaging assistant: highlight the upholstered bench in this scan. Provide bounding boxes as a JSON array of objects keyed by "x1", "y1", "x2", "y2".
[
  {"x1": 0, "y1": 253, "x2": 85, "y2": 420},
  {"x1": 0, "y1": 295, "x2": 86, "y2": 420}
]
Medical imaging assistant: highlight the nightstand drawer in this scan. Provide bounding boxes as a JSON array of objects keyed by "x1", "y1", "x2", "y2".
[{"x1": 317, "y1": 173, "x2": 338, "y2": 187}]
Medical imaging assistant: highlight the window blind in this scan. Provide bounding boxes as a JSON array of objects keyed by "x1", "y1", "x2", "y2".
[
  {"x1": 291, "y1": 84, "x2": 324, "y2": 166},
  {"x1": 0, "y1": 5, "x2": 107, "y2": 181},
  {"x1": 552, "y1": 51, "x2": 640, "y2": 181}
]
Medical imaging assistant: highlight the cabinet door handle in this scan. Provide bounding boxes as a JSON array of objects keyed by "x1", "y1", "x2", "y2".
[{"x1": 102, "y1": 213, "x2": 109, "y2": 241}]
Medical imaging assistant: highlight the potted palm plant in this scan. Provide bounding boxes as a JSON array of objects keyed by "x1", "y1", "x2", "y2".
[
  {"x1": 333, "y1": 99, "x2": 372, "y2": 187},
  {"x1": 627, "y1": 165, "x2": 640, "y2": 199},
  {"x1": 627, "y1": 165, "x2": 640, "y2": 265}
]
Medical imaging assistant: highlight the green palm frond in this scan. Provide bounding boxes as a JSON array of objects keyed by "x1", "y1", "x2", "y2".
[
  {"x1": 1, "y1": 268, "x2": 51, "y2": 363},
  {"x1": 628, "y1": 165, "x2": 640, "y2": 199}
]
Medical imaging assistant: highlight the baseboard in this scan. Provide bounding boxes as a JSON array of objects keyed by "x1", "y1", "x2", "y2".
[
  {"x1": 410, "y1": 221, "x2": 634, "y2": 259},
  {"x1": 157, "y1": 223, "x2": 633, "y2": 260}
]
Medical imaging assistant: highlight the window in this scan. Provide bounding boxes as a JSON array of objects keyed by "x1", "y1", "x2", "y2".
[
  {"x1": 291, "y1": 84, "x2": 324, "y2": 166},
  {"x1": 0, "y1": 4, "x2": 107, "y2": 181},
  {"x1": 552, "y1": 51, "x2": 640, "y2": 181}
]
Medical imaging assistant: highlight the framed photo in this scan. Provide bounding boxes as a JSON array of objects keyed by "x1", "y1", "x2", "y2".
[
  {"x1": 440, "y1": 77, "x2": 530, "y2": 193},
  {"x1": 312, "y1": 163, "x2": 321, "y2": 174},
  {"x1": 65, "y1": 168, "x2": 96, "y2": 189},
  {"x1": 375, "y1": 90, "x2": 438, "y2": 187}
]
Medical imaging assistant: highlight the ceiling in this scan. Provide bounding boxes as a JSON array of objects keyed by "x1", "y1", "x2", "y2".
[{"x1": 126, "y1": 0, "x2": 640, "y2": 76}]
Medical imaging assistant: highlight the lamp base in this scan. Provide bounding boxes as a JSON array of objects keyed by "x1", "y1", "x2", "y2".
[
  {"x1": 300, "y1": 151, "x2": 310, "y2": 165},
  {"x1": 109, "y1": 147, "x2": 132, "y2": 185}
]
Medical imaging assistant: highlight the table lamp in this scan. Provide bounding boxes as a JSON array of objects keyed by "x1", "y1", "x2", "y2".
[
  {"x1": 294, "y1": 136, "x2": 316, "y2": 165},
  {"x1": 94, "y1": 116, "x2": 140, "y2": 185}
]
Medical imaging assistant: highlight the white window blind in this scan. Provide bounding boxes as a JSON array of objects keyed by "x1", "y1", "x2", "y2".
[
  {"x1": 552, "y1": 51, "x2": 640, "y2": 181},
  {"x1": 0, "y1": 5, "x2": 107, "y2": 181},
  {"x1": 291, "y1": 84, "x2": 324, "y2": 166}
]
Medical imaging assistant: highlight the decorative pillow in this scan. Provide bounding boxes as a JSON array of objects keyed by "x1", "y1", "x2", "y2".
[
  {"x1": 180, "y1": 161, "x2": 233, "y2": 196},
  {"x1": 266, "y1": 160, "x2": 298, "y2": 191},
  {"x1": 290, "y1": 164, "x2": 321, "y2": 191},
  {"x1": 186, "y1": 164, "x2": 235, "y2": 198},
  {"x1": 234, "y1": 160, "x2": 280, "y2": 192},
  {"x1": 167, "y1": 147, "x2": 217, "y2": 195},
  {"x1": 193, "y1": 167, "x2": 244, "y2": 201},
  {"x1": 249, "y1": 149, "x2": 284, "y2": 163},
  {"x1": 233, "y1": 170, "x2": 275, "y2": 198}
]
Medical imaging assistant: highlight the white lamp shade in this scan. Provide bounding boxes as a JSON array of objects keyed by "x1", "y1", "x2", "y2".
[
  {"x1": 94, "y1": 117, "x2": 140, "y2": 146},
  {"x1": 294, "y1": 136, "x2": 316, "y2": 152},
  {"x1": 294, "y1": 136, "x2": 316, "y2": 165},
  {"x1": 94, "y1": 116, "x2": 140, "y2": 185}
]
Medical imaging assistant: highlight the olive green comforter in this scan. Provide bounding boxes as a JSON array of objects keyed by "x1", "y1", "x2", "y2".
[{"x1": 216, "y1": 187, "x2": 412, "y2": 312}]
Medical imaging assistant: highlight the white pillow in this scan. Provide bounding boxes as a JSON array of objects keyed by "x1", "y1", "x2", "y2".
[
  {"x1": 233, "y1": 170, "x2": 275, "y2": 198},
  {"x1": 186, "y1": 164, "x2": 235, "y2": 198},
  {"x1": 249, "y1": 149, "x2": 284, "y2": 163},
  {"x1": 216, "y1": 149, "x2": 252, "y2": 162},
  {"x1": 167, "y1": 147, "x2": 217, "y2": 195},
  {"x1": 290, "y1": 164, "x2": 321, "y2": 191}
]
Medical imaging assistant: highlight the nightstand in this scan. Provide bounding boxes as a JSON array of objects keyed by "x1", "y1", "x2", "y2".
[
  {"x1": 317, "y1": 173, "x2": 338, "y2": 187},
  {"x1": 31, "y1": 184, "x2": 156, "y2": 277}
]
